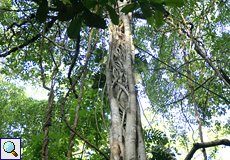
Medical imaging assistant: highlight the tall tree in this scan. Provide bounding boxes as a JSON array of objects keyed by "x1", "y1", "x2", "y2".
[
  {"x1": 106, "y1": 1, "x2": 146, "y2": 159},
  {"x1": 0, "y1": 0, "x2": 175, "y2": 159},
  {"x1": 2, "y1": 0, "x2": 229, "y2": 159}
]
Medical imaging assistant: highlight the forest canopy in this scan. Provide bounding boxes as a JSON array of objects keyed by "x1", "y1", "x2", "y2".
[{"x1": 0, "y1": 0, "x2": 230, "y2": 159}]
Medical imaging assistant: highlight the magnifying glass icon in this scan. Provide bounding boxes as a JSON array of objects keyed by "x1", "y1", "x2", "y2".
[{"x1": 3, "y1": 141, "x2": 18, "y2": 157}]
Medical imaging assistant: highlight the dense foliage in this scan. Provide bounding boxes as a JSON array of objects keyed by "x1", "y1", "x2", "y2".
[
  {"x1": 0, "y1": 0, "x2": 229, "y2": 159},
  {"x1": 136, "y1": 0, "x2": 230, "y2": 159}
]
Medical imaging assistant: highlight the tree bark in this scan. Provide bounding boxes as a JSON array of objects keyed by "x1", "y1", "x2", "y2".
[
  {"x1": 185, "y1": 139, "x2": 230, "y2": 160},
  {"x1": 106, "y1": 1, "x2": 147, "y2": 159}
]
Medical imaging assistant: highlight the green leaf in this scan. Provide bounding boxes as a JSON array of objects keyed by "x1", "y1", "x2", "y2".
[
  {"x1": 108, "y1": 0, "x2": 116, "y2": 5},
  {"x1": 57, "y1": 1, "x2": 82, "y2": 21},
  {"x1": 92, "y1": 72, "x2": 106, "y2": 89},
  {"x1": 94, "y1": 48, "x2": 103, "y2": 63},
  {"x1": 36, "y1": 0, "x2": 48, "y2": 23},
  {"x1": 140, "y1": 3, "x2": 152, "y2": 18},
  {"x1": 164, "y1": 0, "x2": 184, "y2": 7},
  {"x1": 150, "y1": 2, "x2": 167, "y2": 15},
  {"x1": 135, "y1": 55, "x2": 149, "y2": 73},
  {"x1": 67, "y1": 18, "x2": 82, "y2": 39},
  {"x1": 96, "y1": 6, "x2": 103, "y2": 16},
  {"x1": 58, "y1": 8, "x2": 76, "y2": 21},
  {"x1": 83, "y1": 10, "x2": 106, "y2": 28},
  {"x1": 83, "y1": 0, "x2": 98, "y2": 9},
  {"x1": 155, "y1": 10, "x2": 163, "y2": 27},
  {"x1": 54, "y1": 0, "x2": 66, "y2": 10},
  {"x1": 70, "y1": 0, "x2": 83, "y2": 8},
  {"x1": 147, "y1": 16, "x2": 154, "y2": 25},
  {"x1": 62, "y1": 0, "x2": 72, "y2": 5},
  {"x1": 121, "y1": 3, "x2": 139, "y2": 14},
  {"x1": 106, "y1": 4, "x2": 119, "y2": 25},
  {"x1": 98, "y1": 0, "x2": 107, "y2": 5}
]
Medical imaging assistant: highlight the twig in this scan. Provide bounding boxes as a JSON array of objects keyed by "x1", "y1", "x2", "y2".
[{"x1": 196, "y1": 0, "x2": 216, "y2": 38}]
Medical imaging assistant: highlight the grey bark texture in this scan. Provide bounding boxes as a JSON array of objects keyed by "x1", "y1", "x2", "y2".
[{"x1": 106, "y1": 1, "x2": 147, "y2": 159}]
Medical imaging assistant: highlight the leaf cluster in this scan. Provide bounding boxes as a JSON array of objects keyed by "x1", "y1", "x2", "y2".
[{"x1": 143, "y1": 128, "x2": 175, "y2": 160}]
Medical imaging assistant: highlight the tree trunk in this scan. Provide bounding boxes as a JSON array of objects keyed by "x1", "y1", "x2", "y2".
[{"x1": 106, "y1": 1, "x2": 146, "y2": 159}]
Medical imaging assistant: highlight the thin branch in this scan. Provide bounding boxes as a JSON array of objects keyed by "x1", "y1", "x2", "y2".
[
  {"x1": 177, "y1": 59, "x2": 204, "y2": 70},
  {"x1": 196, "y1": 0, "x2": 216, "y2": 38},
  {"x1": 180, "y1": 32, "x2": 207, "y2": 159},
  {"x1": 95, "y1": 102, "x2": 109, "y2": 148},
  {"x1": 134, "y1": 45, "x2": 230, "y2": 104},
  {"x1": 177, "y1": 7, "x2": 230, "y2": 89},
  {"x1": 42, "y1": 21, "x2": 63, "y2": 160},
  {"x1": 181, "y1": 101, "x2": 195, "y2": 143},
  {"x1": 67, "y1": 28, "x2": 96, "y2": 160},
  {"x1": 100, "y1": 31, "x2": 110, "y2": 146},
  {"x1": 68, "y1": 32, "x2": 81, "y2": 99},
  {"x1": 30, "y1": 20, "x2": 75, "y2": 52},
  {"x1": 0, "y1": 8, "x2": 34, "y2": 12},
  {"x1": 7, "y1": 14, "x2": 35, "y2": 29},
  {"x1": 0, "y1": 17, "x2": 57, "y2": 57},
  {"x1": 38, "y1": 23, "x2": 50, "y2": 91},
  {"x1": 101, "y1": 83, "x2": 111, "y2": 146},
  {"x1": 61, "y1": 28, "x2": 108, "y2": 159},
  {"x1": 164, "y1": 76, "x2": 215, "y2": 106},
  {"x1": 61, "y1": 112, "x2": 109, "y2": 160}
]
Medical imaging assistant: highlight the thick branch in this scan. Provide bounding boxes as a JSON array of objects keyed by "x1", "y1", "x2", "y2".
[
  {"x1": 185, "y1": 139, "x2": 230, "y2": 160},
  {"x1": 0, "y1": 17, "x2": 57, "y2": 57},
  {"x1": 177, "y1": 7, "x2": 230, "y2": 89},
  {"x1": 194, "y1": 44, "x2": 230, "y2": 89}
]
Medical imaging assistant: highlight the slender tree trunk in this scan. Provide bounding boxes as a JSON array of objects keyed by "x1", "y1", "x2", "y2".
[
  {"x1": 106, "y1": 1, "x2": 146, "y2": 159},
  {"x1": 42, "y1": 89, "x2": 54, "y2": 160}
]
